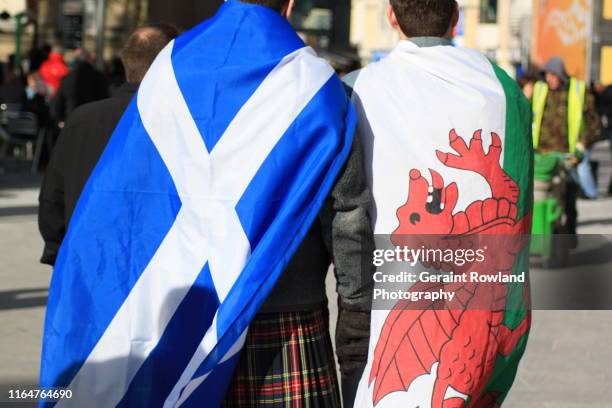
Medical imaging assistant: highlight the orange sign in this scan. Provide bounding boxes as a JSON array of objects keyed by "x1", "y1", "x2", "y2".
[{"x1": 532, "y1": 0, "x2": 590, "y2": 80}]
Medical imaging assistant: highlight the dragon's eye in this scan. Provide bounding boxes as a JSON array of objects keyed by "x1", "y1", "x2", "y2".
[{"x1": 410, "y1": 213, "x2": 421, "y2": 225}]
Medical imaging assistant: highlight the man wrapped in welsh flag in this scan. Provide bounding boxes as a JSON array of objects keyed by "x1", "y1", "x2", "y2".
[
  {"x1": 344, "y1": 0, "x2": 533, "y2": 407},
  {"x1": 39, "y1": 1, "x2": 375, "y2": 407}
]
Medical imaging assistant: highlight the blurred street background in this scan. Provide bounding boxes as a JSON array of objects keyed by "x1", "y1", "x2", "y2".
[
  {"x1": 0, "y1": 0, "x2": 611, "y2": 407},
  {"x1": 0, "y1": 0, "x2": 609, "y2": 84}
]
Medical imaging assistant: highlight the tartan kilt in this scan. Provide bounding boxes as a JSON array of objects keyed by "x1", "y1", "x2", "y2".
[{"x1": 222, "y1": 308, "x2": 341, "y2": 408}]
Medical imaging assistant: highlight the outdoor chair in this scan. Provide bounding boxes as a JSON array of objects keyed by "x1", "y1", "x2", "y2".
[{"x1": 0, "y1": 110, "x2": 45, "y2": 174}]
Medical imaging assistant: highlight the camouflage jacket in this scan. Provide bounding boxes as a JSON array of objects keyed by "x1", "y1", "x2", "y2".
[{"x1": 537, "y1": 86, "x2": 601, "y2": 152}]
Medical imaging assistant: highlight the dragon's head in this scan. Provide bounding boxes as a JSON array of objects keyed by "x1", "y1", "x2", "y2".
[{"x1": 392, "y1": 169, "x2": 458, "y2": 242}]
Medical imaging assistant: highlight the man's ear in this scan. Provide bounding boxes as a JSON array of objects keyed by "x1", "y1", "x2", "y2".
[
  {"x1": 282, "y1": 0, "x2": 295, "y2": 19},
  {"x1": 387, "y1": 4, "x2": 407, "y2": 38},
  {"x1": 448, "y1": 2, "x2": 460, "y2": 38}
]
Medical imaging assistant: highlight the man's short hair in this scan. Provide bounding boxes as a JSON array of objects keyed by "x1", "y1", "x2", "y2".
[
  {"x1": 240, "y1": 0, "x2": 289, "y2": 12},
  {"x1": 390, "y1": 0, "x2": 457, "y2": 38},
  {"x1": 120, "y1": 23, "x2": 180, "y2": 84}
]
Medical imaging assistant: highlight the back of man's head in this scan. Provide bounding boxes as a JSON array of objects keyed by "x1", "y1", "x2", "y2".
[
  {"x1": 120, "y1": 23, "x2": 179, "y2": 84},
  {"x1": 240, "y1": 0, "x2": 290, "y2": 13},
  {"x1": 390, "y1": 0, "x2": 458, "y2": 38}
]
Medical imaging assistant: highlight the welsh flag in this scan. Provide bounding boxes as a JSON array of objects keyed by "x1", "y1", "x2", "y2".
[{"x1": 348, "y1": 41, "x2": 533, "y2": 407}]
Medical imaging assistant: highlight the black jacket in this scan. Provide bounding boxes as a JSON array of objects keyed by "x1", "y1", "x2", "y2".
[
  {"x1": 51, "y1": 62, "x2": 110, "y2": 122},
  {"x1": 39, "y1": 82, "x2": 137, "y2": 263}
]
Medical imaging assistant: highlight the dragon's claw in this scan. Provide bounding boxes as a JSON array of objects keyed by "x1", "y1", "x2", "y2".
[
  {"x1": 429, "y1": 169, "x2": 444, "y2": 189},
  {"x1": 449, "y1": 129, "x2": 469, "y2": 156},
  {"x1": 436, "y1": 150, "x2": 448, "y2": 164},
  {"x1": 491, "y1": 132, "x2": 502, "y2": 148},
  {"x1": 449, "y1": 128, "x2": 459, "y2": 142}
]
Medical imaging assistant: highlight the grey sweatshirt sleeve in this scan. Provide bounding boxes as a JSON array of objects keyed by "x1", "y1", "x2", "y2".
[
  {"x1": 320, "y1": 133, "x2": 375, "y2": 310},
  {"x1": 319, "y1": 129, "x2": 375, "y2": 405}
]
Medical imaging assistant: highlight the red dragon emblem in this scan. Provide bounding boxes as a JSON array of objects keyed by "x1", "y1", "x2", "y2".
[{"x1": 369, "y1": 129, "x2": 532, "y2": 407}]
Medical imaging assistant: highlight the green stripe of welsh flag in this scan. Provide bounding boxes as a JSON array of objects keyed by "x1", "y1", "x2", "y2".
[{"x1": 476, "y1": 63, "x2": 534, "y2": 406}]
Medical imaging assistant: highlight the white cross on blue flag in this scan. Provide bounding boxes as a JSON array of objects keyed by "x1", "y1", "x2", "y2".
[{"x1": 39, "y1": 2, "x2": 356, "y2": 407}]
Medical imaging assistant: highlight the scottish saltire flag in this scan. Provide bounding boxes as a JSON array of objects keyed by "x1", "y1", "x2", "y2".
[
  {"x1": 348, "y1": 41, "x2": 533, "y2": 407},
  {"x1": 39, "y1": 2, "x2": 355, "y2": 407}
]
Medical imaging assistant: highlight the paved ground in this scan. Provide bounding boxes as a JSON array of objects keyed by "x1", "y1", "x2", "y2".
[
  {"x1": 0, "y1": 141, "x2": 611, "y2": 406},
  {"x1": 503, "y1": 142, "x2": 612, "y2": 408},
  {"x1": 0, "y1": 174, "x2": 49, "y2": 391}
]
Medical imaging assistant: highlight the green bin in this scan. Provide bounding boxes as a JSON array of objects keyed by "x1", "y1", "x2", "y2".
[{"x1": 530, "y1": 153, "x2": 565, "y2": 265}]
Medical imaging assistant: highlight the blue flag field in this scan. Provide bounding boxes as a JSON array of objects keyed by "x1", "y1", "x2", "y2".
[{"x1": 39, "y1": 1, "x2": 356, "y2": 406}]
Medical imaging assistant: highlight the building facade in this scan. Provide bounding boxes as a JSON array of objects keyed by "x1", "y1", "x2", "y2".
[
  {"x1": 591, "y1": 0, "x2": 612, "y2": 84},
  {"x1": 349, "y1": 0, "x2": 532, "y2": 76},
  {"x1": 1, "y1": 0, "x2": 606, "y2": 83},
  {"x1": 148, "y1": 1, "x2": 220, "y2": 30},
  {"x1": 0, "y1": 0, "x2": 147, "y2": 63},
  {"x1": 350, "y1": 0, "x2": 399, "y2": 62},
  {"x1": 148, "y1": 0, "x2": 352, "y2": 51}
]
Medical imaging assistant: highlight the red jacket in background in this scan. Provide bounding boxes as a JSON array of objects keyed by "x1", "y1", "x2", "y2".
[{"x1": 39, "y1": 53, "x2": 69, "y2": 95}]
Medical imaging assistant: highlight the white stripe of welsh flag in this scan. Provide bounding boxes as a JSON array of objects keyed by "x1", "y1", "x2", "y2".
[{"x1": 348, "y1": 41, "x2": 533, "y2": 408}]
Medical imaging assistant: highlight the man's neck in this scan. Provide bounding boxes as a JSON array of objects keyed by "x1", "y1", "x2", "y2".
[{"x1": 406, "y1": 37, "x2": 453, "y2": 47}]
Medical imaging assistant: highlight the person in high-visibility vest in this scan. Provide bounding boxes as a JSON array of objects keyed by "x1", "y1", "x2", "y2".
[
  {"x1": 531, "y1": 56, "x2": 601, "y2": 235},
  {"x1": 594, "y1": 83, "x2": 612, "y2": 195}
]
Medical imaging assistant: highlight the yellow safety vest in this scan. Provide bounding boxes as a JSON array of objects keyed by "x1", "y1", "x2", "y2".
[{"x1": 532, "y1": 78, "x2": 586, "y2": 153}]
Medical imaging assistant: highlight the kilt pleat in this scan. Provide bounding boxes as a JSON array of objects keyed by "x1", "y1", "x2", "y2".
[{"x1": 222, "y1": 309, "x2": 341, "y2": 408}]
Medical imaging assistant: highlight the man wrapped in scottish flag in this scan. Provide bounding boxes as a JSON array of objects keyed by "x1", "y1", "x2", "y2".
[
  {"x1": 39, "y1": 1, "x2": 375, "y2": 407},
  {"x1": 345, "y1": 0, "x2": 533, "y2": 407}
]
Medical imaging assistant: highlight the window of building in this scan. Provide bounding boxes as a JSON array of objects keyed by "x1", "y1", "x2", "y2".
[
  {"x1": 480, "y1": 0, "x2": 498, "y2": 23},
  {"x1": 290, "y1": 0, "x2": 334, "y2": 48}
]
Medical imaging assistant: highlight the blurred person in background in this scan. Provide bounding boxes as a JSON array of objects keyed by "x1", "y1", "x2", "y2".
[
  {"x1": 51, "y1": 49, "x2": 110, "y2": 125},
  {"x1": 38, "y1": 23, "x2": 179, "y2": 266},
  {"x1": 23, "y1": 71, "x2": 54, "y2": 170},
  {"x1": 594, "y1": 83, "x2": 612, "y2": 195},
  {"x1": 0, "y1": 56, "x2": 26, "y2": 107},
  {"x1": 25, "y1": 71, "x2": 48, "y2": 100},
  {"x1": 531, "y1": 57, "x2": 601, "y2": 235},
  {"x1": 24, "y1": 71, "x2": 51, "y2": 126},
  {"x1": 105, "y1": 57, "x2": 127, "y2": 94},
  {"x1": 39, "y1": 44, "x2": 69, "y2": 96},
  {"x1": 519, "y1": 67, "x2": 540, "y2": 100},
  {"x1": 28, "y1": 44, "x2": 52, "y2": 73}
]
